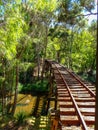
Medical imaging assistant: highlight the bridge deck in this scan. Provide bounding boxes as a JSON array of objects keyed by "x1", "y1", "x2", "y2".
[{"x1": 45, "y1": 60, "x2": 95, "y2": 130}]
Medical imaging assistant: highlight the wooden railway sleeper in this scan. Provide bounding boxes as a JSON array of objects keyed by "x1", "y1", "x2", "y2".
[
  {"x1": 53, "y1": 63, "x2": 89, "y2": 130},
  {"x1": 46, "y1": 60, "x2": 95, "y2": 130}
]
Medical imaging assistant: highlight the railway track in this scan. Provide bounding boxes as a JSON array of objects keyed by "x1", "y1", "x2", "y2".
[{"x1": 45, "y1": 60, "x2": 95, "y2": 130}]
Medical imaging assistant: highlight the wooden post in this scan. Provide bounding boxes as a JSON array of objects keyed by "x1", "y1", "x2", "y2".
[
  {"x1": 46, "y1": 98, "x2": 50, "y2": 114},
  {"x1": 54, "y1": 88, "x2": 57, "y2": 110},
  {"x1": 51, "y1": 119, "x2": 58, "y2": 130}
]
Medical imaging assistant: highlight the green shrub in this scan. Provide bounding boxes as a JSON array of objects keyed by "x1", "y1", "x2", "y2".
[
  {"x1": 32, "y1": 79, "x2": 49, "y2": 92},
  {"x1": 15, "y1": 111, "x2": 27, "y2": 125},
  {"x1": 18, "y1": 83, "x2": 23, "y2": 92},
  {"x1": 20, "y1": 79, "x2": 49, "y2": 94}
]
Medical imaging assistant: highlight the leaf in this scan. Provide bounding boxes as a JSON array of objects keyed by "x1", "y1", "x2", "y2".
[{"x1": 54, "y1": 43, "x2": 60, "y2": 51}]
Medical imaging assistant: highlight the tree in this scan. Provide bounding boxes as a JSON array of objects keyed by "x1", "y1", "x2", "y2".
[
  {"x1": 0, "y1": 0, "x2": 58, "y2": 116},
  {"x1": 0, "y1": 0, "x2": 28, "y2": 116}
]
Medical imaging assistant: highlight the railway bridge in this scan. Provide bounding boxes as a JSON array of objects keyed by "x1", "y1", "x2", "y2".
[{"x1": 44, "y1": 60, "x2": 96, "y2": 130}]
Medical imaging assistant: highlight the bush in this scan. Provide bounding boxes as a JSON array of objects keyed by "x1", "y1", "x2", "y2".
[
  {"x1": 18, "y1": 83, "x2": 23, "y2": 92},
  {"x1": 34, "y1": 80, "x2": 49, "y2": 92},
  {"x1": 15, "y1": 111, "x2": 27, "y2": 125},
  {"x1": 20, "y1": 79, "x2": 49, "y2": 94}
]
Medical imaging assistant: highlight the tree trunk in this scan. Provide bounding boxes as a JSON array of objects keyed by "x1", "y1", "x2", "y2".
[
  {"x1": 44, "y1": 25, "x2": 48, "y2": 57},
  {"x1": 37, "y1": 53, "x2": 40, "y2": 80},
  {"x1": 95, "y1": 4, "x2": 98, "y2": 130},
  {"x1": 41, "y1": 59, "x2": 44, "y2": 82},
  {"x1": 11, "y1": 63, "x2": 19, "y2": 116},
  {"x1": 36, "y1": 42, "x2": 40, "y2": 80},
  {"x1": 69, "y1": 26, "x2": 74, "y2": 69},
  {"x1": 95, "y1": 12, "x2": 98, "y2": 130},
  {"x1": 91, "y1": 55, "x2": 96, "y2": 71},
  {"x1": 57, "y1": 51, "x2": 60, "y2": 63},
  {"x1": 1, "y1": 58, "x2": 6, "y2": 116},
  {"x1": 1, "y1": 86, "x2": 5, "y2": 116},
  {"x1": 41, "y1": 25, "x2": 48, "y2": 80}
]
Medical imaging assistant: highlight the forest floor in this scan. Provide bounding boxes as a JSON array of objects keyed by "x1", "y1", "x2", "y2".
[
  {"x1": 0, "y1": 94, "x2": 52, "y2": 130},
  {"x1": 0, "y1": 63, "x2": 53, "y2": 130},
  {"x1": 2, "y1": 116, "x2": 50, "y2": 130}
]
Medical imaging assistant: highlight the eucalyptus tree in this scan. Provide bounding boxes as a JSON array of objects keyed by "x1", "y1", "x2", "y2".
[
  {"x1": 53, "y1": 0, "x2": 96, "y2": 69},
  {"x1": 87, "y1": 20, "x2": 97, "y2": 74},
  {"x1": 47, "y1": 25, "x2": 69, "y2": 63},
  {"x1": 23, "y1": 0, "x2": 58, "y2": 79},
  {"x1": 0, "y1": 0, "x2": 29, "y2": 115},
  {"x1": 0, "y1": 0, "x2": 58, "y2": 116}
]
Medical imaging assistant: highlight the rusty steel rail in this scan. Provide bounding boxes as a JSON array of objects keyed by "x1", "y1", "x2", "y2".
[
  {"x1": 45, "y1": 60, "x2": 95, "y2": 130},
  {"x1": 63, "y1": 66, "x2": 95, "y2": 97},
  {"x1": 54, "y1": 63, "x2": 89, "y2": 130}
]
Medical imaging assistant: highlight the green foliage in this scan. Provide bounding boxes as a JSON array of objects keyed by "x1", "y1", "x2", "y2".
[
  {"x1": 34, "y1": 80, "x2": 48, "y2": 92},
  {"x1": 29, "y1": 0, "x2": 57, "y2": 12},
  {"x1": 19, "y1": 64, "x2": 35, "y2": 84},
  {"x1": 72, "y1": 30, "x2": 96, "y2": 72},
  {"x1": 20, "y1": 80, "x2": 49, "y2": 94},
  {"x1": 15, "y1": 111, "x2": 27, "y2": 125},
  {"x1": 0, "y1": 76, "x2": 5, "y2": 84},
  {"x1": 18, "y1": 83, "x2": 23, "y2": 92},
  {"x1": 19, "y1": 62, "x2": 35, "y2": 72},
  {"x1": 58, "y1": 0, "x2": 95, "y2": 25},
  {"x1": 53, "y1": 38, "x2": 60, "y2": 51},
  {"x1": 0, "y1": 8, "x2": 27, "y2": 60}
]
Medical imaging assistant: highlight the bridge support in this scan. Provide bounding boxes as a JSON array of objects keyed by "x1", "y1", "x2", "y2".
[{"x1": 44, "y1": 60, "x2": 58, "y2": 114}]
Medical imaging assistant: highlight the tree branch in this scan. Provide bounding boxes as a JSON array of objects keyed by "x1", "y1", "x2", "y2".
[
  {"x1": 0, "y1": 22, "x2": 5, "y2": 27},
  {"x1": 76, "y1": 12, "x2": 97, "y2": 18}
]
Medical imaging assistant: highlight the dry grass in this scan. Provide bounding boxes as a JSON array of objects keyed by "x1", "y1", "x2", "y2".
[
  {"x1": 0, "y1": 94, "x2": 52, "y2": 130},
  {"x1": 15, "y1": 94, "x2": 37, "y2": 116}
]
